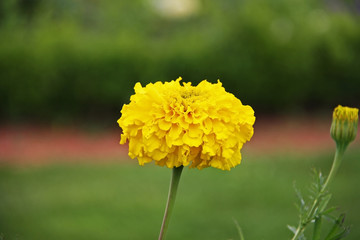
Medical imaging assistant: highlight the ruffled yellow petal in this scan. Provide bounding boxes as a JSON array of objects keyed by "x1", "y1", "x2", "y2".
[{"x1": 118, "y1": 77, "x2": 255, "y2": 170}]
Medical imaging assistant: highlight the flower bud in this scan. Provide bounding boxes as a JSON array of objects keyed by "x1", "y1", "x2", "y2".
[{"x1": 330, "y1": 105, "x2": 358, "y2": 148}]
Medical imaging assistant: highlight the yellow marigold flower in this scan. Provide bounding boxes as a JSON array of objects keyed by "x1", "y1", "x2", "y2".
[
  {"x1": 117, "y1": 77, "x2": 255, "y2": 170},
  {"x1": 330, "y1": 105, "x2": 358, "y2": 148}
]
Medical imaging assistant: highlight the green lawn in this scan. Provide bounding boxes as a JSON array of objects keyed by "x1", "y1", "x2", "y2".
[{"x1": 0, "y1": 149, "x2": 359, "y2": 240}]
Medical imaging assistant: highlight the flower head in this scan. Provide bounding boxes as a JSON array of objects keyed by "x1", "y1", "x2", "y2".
[
  {"x1": 118, "y1": 77, "x2": 255, "y2": 170},
  {"x1": 330, "y1": 105, "x2": 358, "y2": 148}
]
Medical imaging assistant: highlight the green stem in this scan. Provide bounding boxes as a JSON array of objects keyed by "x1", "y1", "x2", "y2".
[
  {"x1": 158, "y1": 166, "x2": 184, "y2": 240},
  {"x1": 322, "y1": 144, "x2": 345, "y2": 191},
  {"x1": 291, "y1": 145, "x2": 346, "y2": 240},
  {"x1": 291, "y1": 226, "x2": 304, "y2": 240},
  {"x1": 313, "y1": 216, "x2": 322, "y2": 240}
]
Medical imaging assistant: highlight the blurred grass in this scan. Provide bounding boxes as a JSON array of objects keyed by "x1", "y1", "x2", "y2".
[{"x1": 0, "y1": 148, "x2": 359, "y2": 240}]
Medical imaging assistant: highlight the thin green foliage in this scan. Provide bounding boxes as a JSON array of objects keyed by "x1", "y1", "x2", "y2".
[
  {"x1": 233, "y1": 218, "x2": 245, "y2": 240},
  {"x1": 289, "y1": 169, "x2": 350, "y2": 240}
]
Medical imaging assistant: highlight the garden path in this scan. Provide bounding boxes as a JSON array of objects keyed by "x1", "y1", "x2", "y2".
[{"x1": 0, "y1": 117, "x2": 359, "y2": 165}]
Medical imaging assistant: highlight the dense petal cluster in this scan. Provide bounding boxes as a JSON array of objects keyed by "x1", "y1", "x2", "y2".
[
  {"x1": 332, "y1": 105, "x2": 358, "y2": 122},
  {"x1": 118, "y1": 77, "x2": 255, "y2": 170},
  {"x1": 331, "y1": 105, "x2": 358, "y2": 147}
]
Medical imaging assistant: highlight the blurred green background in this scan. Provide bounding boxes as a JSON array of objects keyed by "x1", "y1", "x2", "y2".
[
  {"x1": 0, "y1": 0, "x2": 359, "y2": 125},
  {"x1": 1, "y1": 149, "x2": 360, "y2": 240}
]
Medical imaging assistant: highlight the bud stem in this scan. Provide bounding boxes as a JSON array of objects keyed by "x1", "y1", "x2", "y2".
[
  {"x1": 322, "y1": 144, "x2": 346, "y2": 191},
  {"x1": 291, "y1": 144, "x2": 346, "y2": 240},
  {"x1": 158, "y1": 166, "x2": 184, "y2": 240}
]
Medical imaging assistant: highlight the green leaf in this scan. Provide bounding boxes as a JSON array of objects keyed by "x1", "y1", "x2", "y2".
[
  {"x1": 318, "y1": 193, "x2": 332, "y2": 214},
  {"x1": 233, "y1": 218, "x2": 245, "y2": 240},
  {"x1": 326, "y1": 227, "x2": 350, "y2": 240},
  {"x1": 287, "y1": 225, "x2": 297, "y2": 234},
  {"x1": 322, "y1": 206, "x2": 338, "y2": 216},
  {"x1": 299, "y1": 232, "x2": 307, "y2": 240},
  {"x1": 324, "y1": 214, "x2": 350, "y2": 240},
  {"x1": 293, "y1": 182, "x2": 306, "y2": 215},
  {"x1": 312, "y1": 216, "x2": 322, "y2": 240}
]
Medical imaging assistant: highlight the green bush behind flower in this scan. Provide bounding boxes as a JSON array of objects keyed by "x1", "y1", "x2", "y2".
[{"x1": 1, "y1": 0, "x2": 359, "y2": 123}]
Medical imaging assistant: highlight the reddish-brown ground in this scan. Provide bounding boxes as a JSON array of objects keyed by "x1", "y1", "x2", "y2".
[{"x1": 0, "y1": 117, "x2": 359, "y2": 165}]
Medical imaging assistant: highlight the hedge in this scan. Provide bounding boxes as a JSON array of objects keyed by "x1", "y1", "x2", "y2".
[{"x1": 0, "y1": 0, "x2": 359, "y2": 124}]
